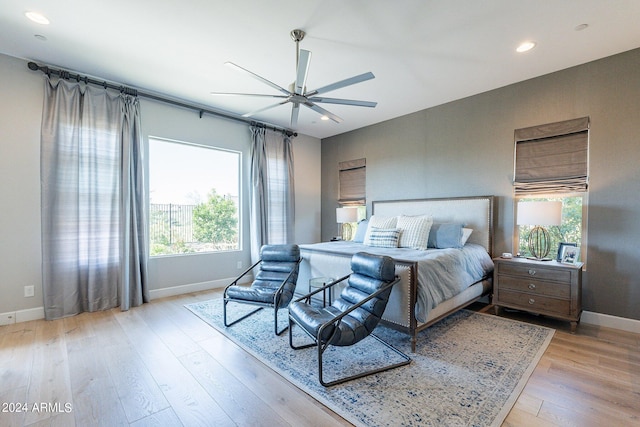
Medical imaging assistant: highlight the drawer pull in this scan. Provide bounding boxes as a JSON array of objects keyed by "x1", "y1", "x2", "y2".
[
  {"x1": 528, "y1": 298, "x2": 535, "y2": 305},
  {"x1": 528, "y1": 269, "x2": 537, "y2": 276},
  {"x1": 528, "y1": 283, "x2": 536, "y2": 290}
]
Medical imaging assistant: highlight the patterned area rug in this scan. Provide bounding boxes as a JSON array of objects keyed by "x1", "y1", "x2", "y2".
[{"x1": 185, "y1": 299, "x2": 554, "y2": 427}]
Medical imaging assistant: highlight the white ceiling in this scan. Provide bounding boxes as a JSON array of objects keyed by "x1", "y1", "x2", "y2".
[{"x1": 2, "y1": 0, "x2": 640, "y2": 139}]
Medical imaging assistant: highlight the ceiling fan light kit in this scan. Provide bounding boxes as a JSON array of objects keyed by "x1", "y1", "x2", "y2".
[{"x1": 211, "y1": 29, "x2": 377, "y2": 129}]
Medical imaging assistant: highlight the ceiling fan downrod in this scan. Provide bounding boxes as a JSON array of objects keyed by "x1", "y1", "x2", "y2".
[{"x1": 290, "y1": 29, "x2": 306, "y2": 68}]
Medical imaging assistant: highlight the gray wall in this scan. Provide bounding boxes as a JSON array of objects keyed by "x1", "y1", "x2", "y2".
[
  {"x1": 0, "y1": 53, "x2": 321, "y2": 317},
  {"x1": 321, "y1": 48, "x2": 640, "y2": 321}
]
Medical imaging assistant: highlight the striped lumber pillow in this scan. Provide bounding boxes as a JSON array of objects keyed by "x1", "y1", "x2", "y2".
[{"x1": 366, "y1": 227, "x2": 400, "y2": 248}]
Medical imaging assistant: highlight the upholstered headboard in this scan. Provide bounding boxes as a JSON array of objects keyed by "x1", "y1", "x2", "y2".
[{"x1": 372, "y1": 195, "x2": 495, "y2": 256}]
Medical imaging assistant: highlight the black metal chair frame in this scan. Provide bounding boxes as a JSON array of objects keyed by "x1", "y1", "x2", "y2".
[
  {"x1": 289, "y1": 274, "x2": 411, "y2": 387},
  {"x1": 223, "y1": 257, "x2": 301, "y2": 336}
]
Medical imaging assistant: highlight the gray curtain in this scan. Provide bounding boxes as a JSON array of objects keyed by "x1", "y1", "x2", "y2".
[
  {"x1": 249, "y1": 125, "x2": 295, "y2": 262},
  {"x1": 40, "y1": 76, "x2": 149, "y2": 320}
]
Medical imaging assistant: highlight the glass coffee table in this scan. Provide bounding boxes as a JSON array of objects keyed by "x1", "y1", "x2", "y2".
[{"x1": 308, "y1": 276, "x2": 333, "y2": 307}]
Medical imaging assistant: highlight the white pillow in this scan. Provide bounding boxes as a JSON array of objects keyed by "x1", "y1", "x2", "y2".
[
  {"x1": 396, "y1": 215, "x2": 433, "y2": 250},
  {"x1": 461, "y1": 228, "x2": 473, "y2": 245},
  {"x1": 364, "y1": 215, "x2": 398, "y2": 245}
]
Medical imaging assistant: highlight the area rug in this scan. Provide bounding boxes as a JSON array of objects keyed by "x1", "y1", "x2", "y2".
[{"x1": 185, "y1": 299, "x2": 554, "y2": 427}]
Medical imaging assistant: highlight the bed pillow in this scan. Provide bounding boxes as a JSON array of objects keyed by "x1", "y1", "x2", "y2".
[
  {"x1": 396, "y1": 215, "x2": 433, "y2": 250},
  {"x1": 461, "y1": 228, "x2": 473, "y2": 245},
  {"x1": 366, "y1": 227, "x2": 401, "y2": 248},
  {"x1": 427, "y1": 223, "x2": 465, "y2": 248},
  {"x1": 363, "y1": 215, "x2": 398, "y2": 245},
  {"x1": 352, "y1": 219, "x2": 369, "y2": 243}
]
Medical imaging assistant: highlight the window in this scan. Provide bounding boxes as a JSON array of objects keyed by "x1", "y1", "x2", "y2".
[
  {"x1": 339, "y1": 158, "x2": 366, "y2": 205},
  {"x1": 515, "y1": 194, "x2": 586, "y2": 260},
  {"x1": 149, "y1": 137, "x2": 241, "y2": 256},
  {"x1": 338, "y1": 158, "x2": 366, "y2": 239},
  {"x1": 513, "y1": 117, "x2": 589, "y2": 262}
]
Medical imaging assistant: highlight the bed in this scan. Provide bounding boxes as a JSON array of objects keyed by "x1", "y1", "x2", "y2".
[{"x1": 296, "y1": 195, "x2": 495, "y2": 351}]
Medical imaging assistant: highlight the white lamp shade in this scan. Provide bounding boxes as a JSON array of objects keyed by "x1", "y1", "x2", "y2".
[
  {"x1": 517, "y1": 201, "x2": 562, "y2": 226},
  {"x1": 336, "y1": 207, "x2": 358, "y2": 223}
]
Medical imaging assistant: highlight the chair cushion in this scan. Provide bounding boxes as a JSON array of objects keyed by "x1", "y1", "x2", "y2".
[
  {"x1": 226, "y1": 283, "x2": 279, "y2": 303},
  {"x1": 290, "y1": 253, "x2": 397, "y2": 347},
  {"x1": 226, "y1": 244, "x2": 300, "y2": 307},
  {"x1": 289, "y1": 302, "x2": 340, "y2": 341}
]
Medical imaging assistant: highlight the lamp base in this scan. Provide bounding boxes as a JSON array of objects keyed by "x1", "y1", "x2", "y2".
[
  {"x1": 341, "y1": 223, "x2": 354, "y2": 241},
  {"x1": 527, "y1": 226, "x2": 551, "y2": 260},
  {"x1": 526, "y1": 256, "x2": 554, "y2": 262}
]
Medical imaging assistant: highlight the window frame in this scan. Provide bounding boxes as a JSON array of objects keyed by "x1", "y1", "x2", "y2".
[
  {"x1": 338, "y1": 158, "x2": 366, "y2": 205},
  {"x1": 148, "y1": 136, "x2": 242, "y2": 257},
  {"x1": 513, "y1": 192, "x2": 588, "y2": 264}
]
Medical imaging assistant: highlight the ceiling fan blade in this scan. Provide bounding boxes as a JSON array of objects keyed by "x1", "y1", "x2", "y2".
[
  {"x1": 242, "y1": 100, "x2": 289, "y2": 118},
  {"x1": 306, "y1": 71, "x2": 375, "y2": 96},
  {"x1": 291, "y1": 103, "x2": 300, "y2": 128},
  {"x1": 295, "y1": 49, "x2": 311, "y2": 95},
  {"x1": 210, "y1": 92, "x2": 289, "y2": 99},
  {"x1": 303, "y1": 102, "x2": 343, "y2": 123},
  {"x1": 307, "y1": 96, "x2": 377, "y2": 108},
  {"x1": 225, "y1": 62, "x2": 290, "y2": 96}
]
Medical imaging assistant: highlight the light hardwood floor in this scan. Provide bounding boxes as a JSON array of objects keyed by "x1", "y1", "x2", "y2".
[{"x1": 1, "y1": 289, "x2": 638, "y2": 426}]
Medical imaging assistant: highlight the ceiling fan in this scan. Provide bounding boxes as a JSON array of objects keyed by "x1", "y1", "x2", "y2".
[{"x1": 211, "y1": 29, "x2": 377, "y2": 128}]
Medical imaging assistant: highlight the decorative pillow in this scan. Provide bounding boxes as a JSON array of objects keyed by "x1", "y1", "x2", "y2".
[
  {"x1": 461, "y1": 228, "x2": 473, "y2": 245},
  {"x1": 366, "y1": 227, "x2": 401, "y2": 248},
  {"x1": 363, "y1": 215, "x2": 398, "y2": 245},
  {"x1": 353, "y1": 219, "x2": 369, "y2": 243},
  {"x1": 427, "y1": 223, "x2": 465, "y2": 248},
  {"x1": 396, "y1": 215, "x2": 433, "y2": 250}
]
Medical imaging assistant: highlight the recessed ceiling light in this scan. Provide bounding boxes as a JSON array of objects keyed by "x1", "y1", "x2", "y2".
[
  {"x1": 25, "y1": 11, "x2": 50, "y2": 25},
  {"x1": 320, "y1": 115, "x2": 329, "y2": 121},
  {"x1": 516, "y1": 41, "x2": 536, "y2": 53}
]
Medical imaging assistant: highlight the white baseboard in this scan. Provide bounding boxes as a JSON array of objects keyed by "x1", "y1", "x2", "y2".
[
  {"x1": 0, "y1": 312, "x2": 16, "y2": 325},
  {"x1": 580, "y1": 310, "x2": 640, "y2": 334},
  {"x1": 0, "y1": 306, "x2": 46, "y2": 325},
  {"x1": 148, "y1": 277, "x2": 238, "y2": 300}
]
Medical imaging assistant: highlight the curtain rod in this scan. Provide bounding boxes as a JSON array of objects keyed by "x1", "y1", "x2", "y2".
[{"x1": 27, "y1": 61, "x2": 297, "y2": 137}]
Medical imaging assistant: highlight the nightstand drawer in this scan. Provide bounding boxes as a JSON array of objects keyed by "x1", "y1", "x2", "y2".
[
  {"x1": 497, "y1": 262, "x2": 572, "y2": 283},
  {"x1": 499, "y1": 289, "x2": 571, "y2": 316},
  {"x1": 497, "y1": 276, "x2": 570, "y2": 299}
]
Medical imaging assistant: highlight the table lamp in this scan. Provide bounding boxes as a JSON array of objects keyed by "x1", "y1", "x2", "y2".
[
  {"x1": 516, "y1": 201, "x2": 562, "y2": 260},
  {"x1": 336, "y1": 207, "x2": 358, "y2": 240}
]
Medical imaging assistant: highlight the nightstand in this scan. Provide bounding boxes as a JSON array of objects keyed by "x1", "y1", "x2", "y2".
[{"x1": 492, "y1": 257, "x2": 583, "y2": 332}]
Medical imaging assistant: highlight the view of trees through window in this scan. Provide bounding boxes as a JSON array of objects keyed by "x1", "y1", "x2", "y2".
[
  {"x1": 516, "y1": 195, "x2": 584, "y2": 260},
  {"x1": 149, "y1": 138, "x2": 241, "y2": 256}
]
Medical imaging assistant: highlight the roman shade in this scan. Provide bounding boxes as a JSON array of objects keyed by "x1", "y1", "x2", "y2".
[
  {"x1": 514, "y1": 117, "x2": 589, "y2": 195},
  {"x1": 339, "y1": 158, "x2": 366, "y2": 205}
]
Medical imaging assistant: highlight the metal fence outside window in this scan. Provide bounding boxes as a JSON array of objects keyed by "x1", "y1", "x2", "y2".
[{"x1": 150, "y1": 203, "x2": 195, "y2": 244}]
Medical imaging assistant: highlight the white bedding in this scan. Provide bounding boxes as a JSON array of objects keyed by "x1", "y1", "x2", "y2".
[{"x1": 299, "y1": 241, "x2": 494, "y2": 322}]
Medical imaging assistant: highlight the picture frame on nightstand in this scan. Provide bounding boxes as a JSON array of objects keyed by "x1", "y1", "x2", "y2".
[
  {"x1": 556, "y1": 242, "x2": 577, "y2": 262},
  {"x1": 560, "y1": 245, "x2": 581, "y2": 264}
]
